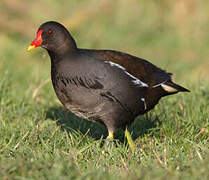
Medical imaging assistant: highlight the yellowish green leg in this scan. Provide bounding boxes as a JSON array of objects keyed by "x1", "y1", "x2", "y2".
[
  {"x1": 107, "y1": 131, "x2": 114, "y2": 139},
  {"x1": 102, "y1": 131, "x2": 114, "y2": 153},
  {"x1": 125, "y1": 127, "x2": 135, "y2": 152}
]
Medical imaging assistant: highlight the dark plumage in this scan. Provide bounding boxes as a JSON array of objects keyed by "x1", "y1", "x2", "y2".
[{"x1": 28, "y1": 21, "x2": 189, "y2": 139}]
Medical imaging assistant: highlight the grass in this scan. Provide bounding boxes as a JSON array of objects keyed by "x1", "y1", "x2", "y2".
[
  {"x1": 0, "y1": 0, "x2": 209, "y2": 179},
  {"x1": 0, "y1": 69, "x2": 208, "y2": 180}
]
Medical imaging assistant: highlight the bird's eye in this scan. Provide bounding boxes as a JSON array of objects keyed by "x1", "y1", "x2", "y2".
[{"x1": 48, "y1": 29, "x2": 53, "y2": 35}]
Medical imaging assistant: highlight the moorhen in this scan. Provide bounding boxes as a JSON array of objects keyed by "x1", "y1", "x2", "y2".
[{"x1": 28, "y1": 21, "x2": 189, "y2": 148}]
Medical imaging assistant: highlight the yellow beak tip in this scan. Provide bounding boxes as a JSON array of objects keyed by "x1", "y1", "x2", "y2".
[{"x1": 27, "y1": 45, "x2": 36, "y2": 51}]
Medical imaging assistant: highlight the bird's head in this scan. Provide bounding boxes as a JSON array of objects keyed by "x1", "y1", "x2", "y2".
[{"x1": 28, "y1": 21, "x2": 77, "y2": 53}]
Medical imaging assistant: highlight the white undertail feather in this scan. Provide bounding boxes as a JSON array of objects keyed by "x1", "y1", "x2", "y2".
[{"x1": 161, "y1": 84, "x2": 178, "y2": 93}]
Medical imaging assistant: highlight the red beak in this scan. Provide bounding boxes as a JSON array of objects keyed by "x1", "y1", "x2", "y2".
[{"x1": 28, "y1": 30, "x2": 43, "y2": 51}]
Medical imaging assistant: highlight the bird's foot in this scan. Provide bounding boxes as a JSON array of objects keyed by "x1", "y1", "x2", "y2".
[{"x1": 102, "y1": 131, "x2": 115, "y2": 152}]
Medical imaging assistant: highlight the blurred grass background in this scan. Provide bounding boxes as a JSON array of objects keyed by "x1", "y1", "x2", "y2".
[
  {"x1": 0, "y1": 0, "x2": 209, "y2": 83},
  {"x1": 0, "y1": 0, "x2": 208, "y2": 179}
]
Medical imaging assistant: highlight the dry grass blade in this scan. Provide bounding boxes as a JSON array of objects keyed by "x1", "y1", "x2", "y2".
[
  {"x1": 195, "y1": 128, "x2": 207, "y2": 138},
  {"x1": 32, "y1": 78, "x2": 50, "y2": 100},
  {"x1": 195, "y1": 148, "x2": 203, "y2": 161},
  {"x1": 150, "y1": 140, "x2": 166, "y2": 168},
  {"x1": 153, "y1": 149, "x2": 165, "y2": 167},
  {"x1": 14, "y1": 131, "x2": 30, "y2": 150},
  {"x1": 35, "y1": 122, "x2": 39, "y2": 141},
  {"x1": 77, "y1": 129, "x2": 90, "y2": 146},
  {"x1": 163, "y1": 137, "x2": 167, "y2": 168}
]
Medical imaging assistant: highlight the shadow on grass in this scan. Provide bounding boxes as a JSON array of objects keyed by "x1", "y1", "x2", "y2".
[{"x1": 46, "y1": 106, "x2": 161, "y2": 143}]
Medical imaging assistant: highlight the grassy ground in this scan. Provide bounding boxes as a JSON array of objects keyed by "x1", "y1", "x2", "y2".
[{"x1": 0, "y1": 0, "x2": 209, "y2": 179}]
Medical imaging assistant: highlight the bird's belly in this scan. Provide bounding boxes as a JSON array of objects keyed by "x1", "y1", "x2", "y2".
[
  {"x1": 53, "y1": 83, "x2": 107, "y2": 121},
  {"x1": 52, "y1": 77, "x2": 148, "y2": 129}
]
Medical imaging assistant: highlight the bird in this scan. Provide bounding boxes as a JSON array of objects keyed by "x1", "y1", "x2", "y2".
[{"x1": 28, "y1": 21, "x2": 189, "y2": 149}]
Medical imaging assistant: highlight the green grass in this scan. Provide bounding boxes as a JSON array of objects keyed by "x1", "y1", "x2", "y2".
[
  {"x1": 0, "y1": 0, "x2": 209, "y2": 179},
  {"x1": 0, "y1": 67, "x2": 208, "y2": 180}
]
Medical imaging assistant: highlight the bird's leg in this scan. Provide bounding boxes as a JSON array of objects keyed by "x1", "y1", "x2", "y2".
[
  {"x1": 125, "y1": 127, "x2": 135, "y2": 152},
  {"x1": 103, "y1": 130, "x2": 115, "y2": 150},
  {"x1": 107, "y1": 131, "x2": 114, "y2": 139}
]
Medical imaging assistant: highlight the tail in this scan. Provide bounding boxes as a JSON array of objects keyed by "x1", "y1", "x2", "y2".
[{"x1": 161, "y1": 81, "x2": 190, "y2": 93}]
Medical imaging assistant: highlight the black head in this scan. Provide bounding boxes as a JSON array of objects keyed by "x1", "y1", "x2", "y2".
[{"x1": 28, "y1": 21, "x2": 77, "y2": 54}]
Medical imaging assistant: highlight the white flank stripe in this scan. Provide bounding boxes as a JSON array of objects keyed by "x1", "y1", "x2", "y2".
[
  {"x1": 105, "y1": 61, "x2": 126, "y2": 70},
  {"x1": 104, "y1": 61, "x2": 148, "y2": 87},
  {"x1": 152, "y1": 80, "x2": 167, "y2": 88},
  {"x1": 124, "y1": 71, "x2": 148, "y2": 87},
  {"x1": 141, "y1": 98, "x2": 147, "y2": 110}
]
